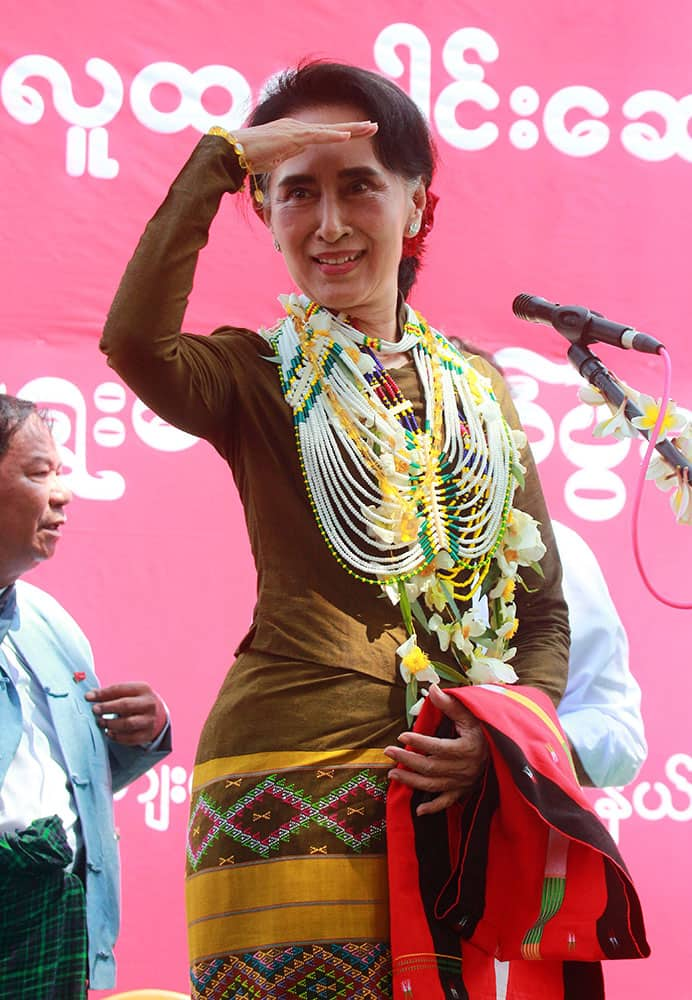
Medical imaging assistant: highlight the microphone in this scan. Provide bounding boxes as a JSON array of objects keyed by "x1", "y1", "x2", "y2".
[{"x1": 512, "y1": 294, "x2": 664, "y2": 354}]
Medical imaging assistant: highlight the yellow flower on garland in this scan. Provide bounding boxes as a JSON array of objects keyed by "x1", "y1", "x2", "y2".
[
  {"x1": 631, "y1": 394, "x2": 688, "y2": 443},
  {"x1": 497, "y1": 617, "x2": 519, "y2": 641},
  {"x1": 396, "y1": 635, "x2": 440, "y2": 685},
  {"x1": 581, "y1": 377, "x2": 692, "y2": 526}
]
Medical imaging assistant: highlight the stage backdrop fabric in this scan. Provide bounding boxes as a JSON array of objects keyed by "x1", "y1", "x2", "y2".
[{"x1": 2, "y1": 2, "x2": 692, "y2": 995}]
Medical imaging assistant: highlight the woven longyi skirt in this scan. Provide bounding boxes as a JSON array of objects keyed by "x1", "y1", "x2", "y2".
[{"x1": 186, "y1": 652, "x2": 406, "y2": 999}]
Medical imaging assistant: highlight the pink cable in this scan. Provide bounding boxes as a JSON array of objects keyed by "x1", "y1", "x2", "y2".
[{"x1": 630, "y1": 347, "x2": 692, "y2": 609}]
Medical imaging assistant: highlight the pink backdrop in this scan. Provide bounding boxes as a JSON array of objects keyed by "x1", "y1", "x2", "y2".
[{"x1": 3, "y1": 2, "x2": 692, "y2": 995}]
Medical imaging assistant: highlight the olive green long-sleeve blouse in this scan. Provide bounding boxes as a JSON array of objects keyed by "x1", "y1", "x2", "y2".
[{"x1": 100, "y1": 135, "x2": 569, "y2": 704}]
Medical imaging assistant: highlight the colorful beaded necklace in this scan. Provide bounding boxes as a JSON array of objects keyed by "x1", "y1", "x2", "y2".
[{"x1": 262, "y1": 293, "x2": 535, "y2": 719}]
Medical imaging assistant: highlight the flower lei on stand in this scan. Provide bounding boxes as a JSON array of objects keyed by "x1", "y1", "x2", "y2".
[
  {"x1": 579, "y1": 380, "x2": 692, "y2": 523},
  {"x1": 262, "y1": 294, "x2": 547, "y2": 723}
]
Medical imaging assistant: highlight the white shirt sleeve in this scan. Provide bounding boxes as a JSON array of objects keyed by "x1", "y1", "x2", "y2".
[
  {"x1": 553, "y1": 521, "x2": 648, "y2": 787},
  {"x1": 0, "y1": 637, "x2": 80, "y2": 860}
]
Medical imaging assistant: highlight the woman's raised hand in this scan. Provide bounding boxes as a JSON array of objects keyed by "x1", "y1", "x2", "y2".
[
  {"x1": 230, "y1": 118, "x2": 378, "y2": 174},
  {"x1": 384, "y1": 684, "x2": 489, "y2": 816}
]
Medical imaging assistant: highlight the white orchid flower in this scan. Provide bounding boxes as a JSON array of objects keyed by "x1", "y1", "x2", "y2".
[
  {"x1": 496, "y1": 547, "x2": 518, "y2": 577},
  {"x1": 496, "y1": 616, "x2": 519, "y2": 642},
  {"x1": 404, "y1": 576, "x2": 429, "y2": 603},
  {"x1": 583, "y1": 375, "x2": 692, "y2": 528},
  {"x1": 429, "y1": 613, "x2": 452, "y2": 652},
  {"x1": 671, "y1": 481, "x2": 692, "y2": 524},
  {"x1": 511, "y1": 428, "x2": 528, "y2": 453},
  {"x1": 430, "y1": 608, "x2": 486, "y2": 657},
  {"x1": 409, "y1": 689, "x2": 430, "y2": 717},
  {"x1": 423, "y1": 577, "x2": 448, "y2": 613},
  {"x1": 488, "y1": 575, "x2": 516, "y2": 602},
  {"x1": 644, "y1": 425, "x2": 692, "y2": 522},
  {"x1": 578, "y1": 384, "x2": 606, "y2": 406},
  {"x1": 673, "y1": 434, "x2": 692, "y2": 462},
  {"x1": 397, "y1": 565, "x2": 438, "y2": 604},
  {"x1": 467, "y1": 652, "x2": 519, "y2": 685},
  {"x1": 646, "y1": 451, "x2": 679, "y2": 491},
  {"x1": 502, "y1": 509, "x2": 546, "y2": 568},
  {"x1": 593, "y1": 400, "x2": 639, "y2": 440},
  {"x1": 382, "y1": 582, "x2": 401, "y2": 605},
  {"x1": 455, "y1": 610, "x2": 487, "y2": 657},
  {"x1": 433, "y1": 550, "x2": 455, "y2": 571}
]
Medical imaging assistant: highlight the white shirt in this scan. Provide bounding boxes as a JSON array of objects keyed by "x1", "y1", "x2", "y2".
[
  {"x1": 0, "y1": 629, "x2": 80, "y2": 859},
  {"x1": 554, "y1": 521, "x2": 648, "y2": 787}
]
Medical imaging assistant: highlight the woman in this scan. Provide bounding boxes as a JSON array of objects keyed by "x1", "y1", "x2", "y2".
[{"x1": 101, "y1": 62, "x2": 569, "y2": 999}]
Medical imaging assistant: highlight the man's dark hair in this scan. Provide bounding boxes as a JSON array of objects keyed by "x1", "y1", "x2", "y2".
[
  {"x1": 248, "y1": 60, "x2": 437, "y2": 299},
  {"x1": 0, "y1": 395, "x2": 38, "y2": 460}
]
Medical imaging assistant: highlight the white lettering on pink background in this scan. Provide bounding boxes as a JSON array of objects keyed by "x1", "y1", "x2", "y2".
[
  {"x1": 497, "y1": 347, "x2": 633, "y2": 522},
  {"x1": 6, "y1": 29, "x2": 692, "y2": 176},
  {"x1": 592, "y1": 753, "x2": 692, "y2": 843},
  {"x1": 1, "y1": 54, "x2": 121, "y2": 177},
  {"x1": 129, "y1": 61, "x2": 251, "y2": 134},
  {"x1": 114, "y1": 762, "x2": 192, "y2": 833},
  {"x1": 1, "y1": 376, "x2": 198, "y2": 500}
]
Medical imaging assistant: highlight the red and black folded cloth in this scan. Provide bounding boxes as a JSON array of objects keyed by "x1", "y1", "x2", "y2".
[{"x1": 387, "y1": 684, "x2": 649, "y2": 999}]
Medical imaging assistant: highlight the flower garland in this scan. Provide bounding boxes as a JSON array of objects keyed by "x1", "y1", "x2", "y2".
[
  {"x1": 261, "y1": 294, "x2": 547, "y2": 721},
  {"x1": 579, "y1": 380, "x2": 692, "y2": 524}
]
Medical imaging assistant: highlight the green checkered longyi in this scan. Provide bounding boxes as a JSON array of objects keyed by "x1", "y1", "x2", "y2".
[{"x1": 0, "y1": 815, "x2": 88, "y2": 999}]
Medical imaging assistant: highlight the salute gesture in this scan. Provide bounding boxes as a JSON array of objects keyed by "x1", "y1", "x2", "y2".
[{"x1": 227, "y1": 117, "x2": 378, "y2": 174}]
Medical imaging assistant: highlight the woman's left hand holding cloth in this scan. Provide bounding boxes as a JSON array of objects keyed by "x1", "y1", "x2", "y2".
[{"x1": 384, "y1": 684, "x2": 488, "y2": 815}]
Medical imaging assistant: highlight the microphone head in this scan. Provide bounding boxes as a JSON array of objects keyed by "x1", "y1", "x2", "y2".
[{"x1": 512, "y1": 293, "x2": 536, "y2": 321}]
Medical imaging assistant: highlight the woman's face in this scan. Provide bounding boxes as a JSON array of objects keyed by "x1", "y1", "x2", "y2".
[{"x1": 264, "y1": 103, "x2": 425, "y2": 331}]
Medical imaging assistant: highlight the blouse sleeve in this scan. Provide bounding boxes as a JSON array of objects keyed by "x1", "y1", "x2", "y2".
[
  {"x1": 99, "y1": 135, "x2": 252, "y2": 448},
  {"x1": 468, "y1": 354, "x2": 571, "y2": 707}
]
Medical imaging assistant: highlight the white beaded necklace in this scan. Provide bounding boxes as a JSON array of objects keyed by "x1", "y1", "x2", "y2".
[{"x1": 261, "y1": 293, "x2": 518, "y2": 592}]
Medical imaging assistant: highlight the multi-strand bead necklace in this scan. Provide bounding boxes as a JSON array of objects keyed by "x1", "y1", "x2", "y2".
[
  {"x1": 264, "y1": 294, "x2": 515, "y2": 590},
  {"x1": 262, "y1": 294, "x2": 535, "y2": 718}
]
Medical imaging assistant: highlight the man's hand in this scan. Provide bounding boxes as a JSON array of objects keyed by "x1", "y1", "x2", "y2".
[
  {"x1": 85, "y1": 683, "x2": 167, "y2": 746},
  {"x1": 384, "y1": 684, "x2": 488, "y2": 816}
]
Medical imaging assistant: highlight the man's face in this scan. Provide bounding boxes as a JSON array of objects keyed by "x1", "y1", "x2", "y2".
[{"x1": 0, "y1": 414, "x2": 72, "y2": 586}]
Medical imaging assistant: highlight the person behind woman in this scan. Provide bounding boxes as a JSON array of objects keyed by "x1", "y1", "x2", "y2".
[{"x1": 101, "y1": 61, "x2": 569, "y2": 999}]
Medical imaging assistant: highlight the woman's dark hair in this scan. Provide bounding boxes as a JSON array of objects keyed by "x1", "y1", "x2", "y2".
[
  {"x1": 0, "y1": 395, "x2": 37, "y2": 460},
  {"x1": 248, "y1": 61, "x2": 437, "y2": 299}
]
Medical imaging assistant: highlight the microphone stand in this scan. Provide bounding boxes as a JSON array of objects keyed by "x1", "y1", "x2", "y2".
[
  {"x1": 540, "y1": 304, "x2": 692, "y2": 608},
  {"x1": 567, "y1": 341, "x2": 692, "y2": 478}
]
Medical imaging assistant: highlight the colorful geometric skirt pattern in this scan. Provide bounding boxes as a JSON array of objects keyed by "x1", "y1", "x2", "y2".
[{"x1": 186, "y1": 748, "x2": 393, "y2": 999}]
